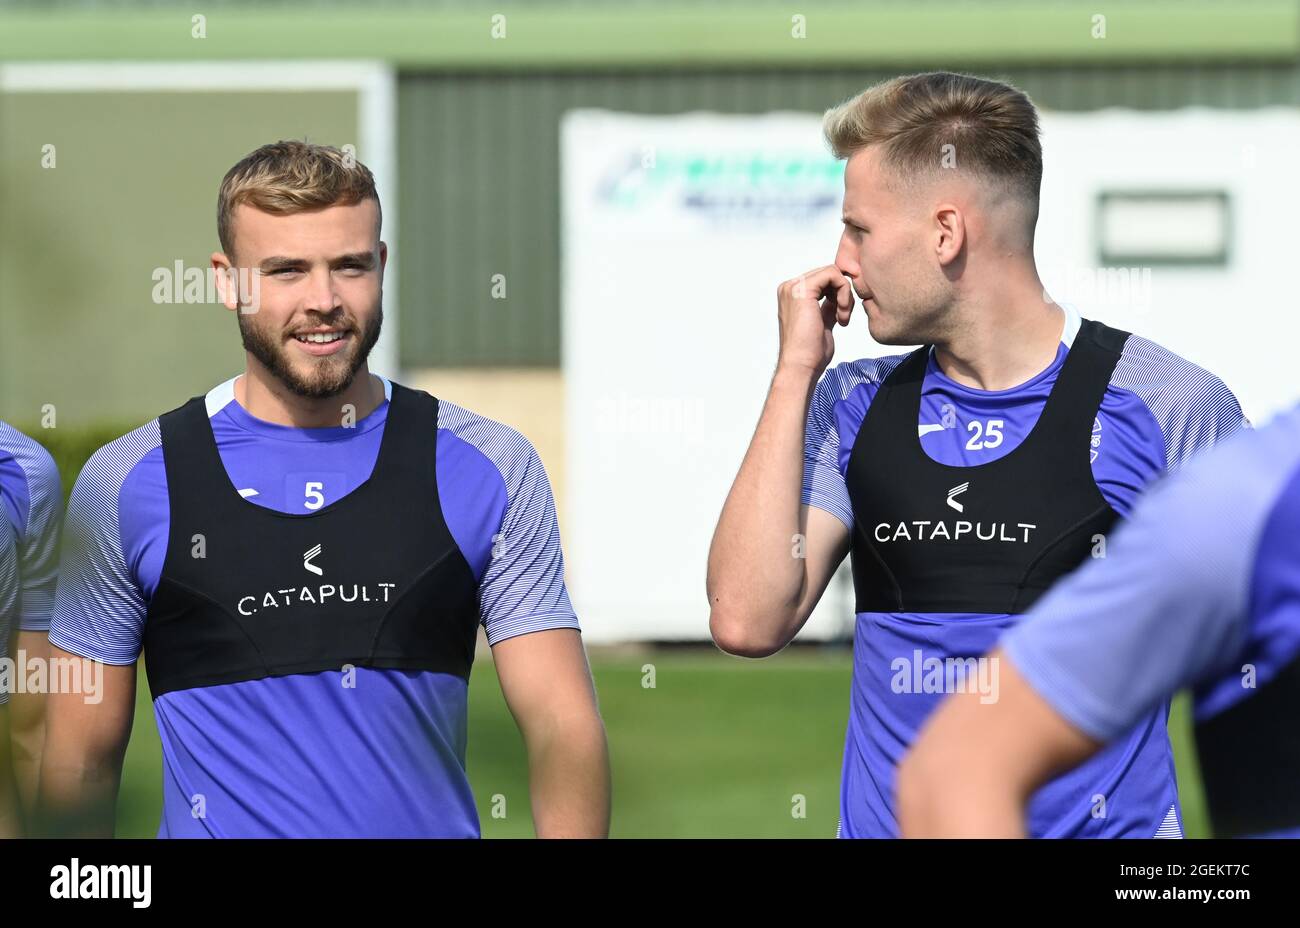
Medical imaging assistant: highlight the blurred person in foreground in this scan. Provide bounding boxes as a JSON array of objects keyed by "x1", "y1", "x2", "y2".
[
  {"x1": 900, "y1": 403, "x2": 1300, "y2": 839},
  {"x1": 0, "y1": 421, "x2": 63, "y2": 836}
]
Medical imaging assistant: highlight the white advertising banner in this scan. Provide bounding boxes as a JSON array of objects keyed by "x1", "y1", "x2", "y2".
[{"x1": 561, "y1": 107, "x2": 1299, "y2": 642}]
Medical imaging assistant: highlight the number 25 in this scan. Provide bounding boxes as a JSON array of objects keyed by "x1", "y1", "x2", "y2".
[{"x1": 965, "y1": 419, "x2": 1004, "y2": 450}]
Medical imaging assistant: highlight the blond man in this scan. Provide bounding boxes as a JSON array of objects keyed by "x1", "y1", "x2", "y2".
[
  {"x1": 708, "y1": 72, "x2": 1247, "y2": 838},
  {"x1": 40, "y1": 141, "x2": 609, "y2": 838}
]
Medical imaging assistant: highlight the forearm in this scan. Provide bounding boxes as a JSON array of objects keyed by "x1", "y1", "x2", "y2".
[
  {"x1": 8, "y1": 694, "x2": 44, "y2": 821},
  {"x1": 0, "y1": 775, "x2": 20, "y2": 839},
  {"x1": 707, "y1": 363, "x2": 821, "y2": 647},
  {"x1": 37, "y1": 743, "x2": 125, "y2": 838},
  {"x1": 524, "y1": 711, "x2": 610, "y2": 838},
  {"x1": 896, "y1": 755, "x2": 1029, "y2": 838},
  {"x1": 0, "y1": 714, "x2": 20, "y2": 838},
  {"x1": 7, "y1": 633, "x2": 47, "y2": 817},
  {"x1": 33, "y1": 655, "x2": 135, "y2": 837}
]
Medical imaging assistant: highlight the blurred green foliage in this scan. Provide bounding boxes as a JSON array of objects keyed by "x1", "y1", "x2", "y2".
[{"x1": 7, "y1": 422, "x2": 142, "y2": 504}]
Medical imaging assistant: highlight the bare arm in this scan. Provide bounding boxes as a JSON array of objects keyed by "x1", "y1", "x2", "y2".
[
  {"x1": 0, "y1": 705, "x2": 18, "y2": 838},
  {"x1": 493, "y1": 628, "x2": 610, "y2": 837},
  {"x1": 896, "y1": 647, "x2": 1100, "y2": 837},
  {"x1": 707, "y1": 265, "x2": 855, "y2": 656},
  {"x1": 8, "y1": 630, "x2": 49, "y2": 818},
  {"x1": 36, "y1": 647, "x2": 137, "y2": 838}
]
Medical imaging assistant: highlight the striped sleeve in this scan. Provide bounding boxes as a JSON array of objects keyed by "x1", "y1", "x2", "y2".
[
  {"x1": 801, "y1": 370, "x2": 855, "y2": 530},
  {"x1": 48, "y1": 423, "x2": 159, "y2": 665},
  {"x1": 0, "y1": 523, "x2": 17, "y2": 703},
  {"x1": 438, "y1": 402, "x2": 580, "y2": 646},
  {"x1": 801, "y1": 356, "x2": 907, "y2": 530},
  {"x1": 1110, "y1": 335, "x2": 1250, "y2": 474},
  {"x1": 0, "y1": 424, "x2": 64, "y2": 632}
]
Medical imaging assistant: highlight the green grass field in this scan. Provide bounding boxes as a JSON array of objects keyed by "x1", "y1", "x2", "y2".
[{"x1": 113, "y1": 645, "x2": 1209, "y2": 838}]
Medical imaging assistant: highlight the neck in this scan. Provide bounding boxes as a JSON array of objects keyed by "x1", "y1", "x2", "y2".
[
  {"x1": 235, "y1": 362, "x2": 385, "y2": 428},
  {"x1": 932, "y1": 271, "x2": 1065, "y2": 391}
]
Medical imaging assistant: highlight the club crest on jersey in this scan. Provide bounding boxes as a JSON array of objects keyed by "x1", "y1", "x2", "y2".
[
  {"x1": 946, "y1": 482, "x2": 969, "y2": 512},
  {"x1": 1090, "y1": 416, "x2": 1102, "y2": 463},
  {"x1": 304, "y1": 543, "x2": 323, "y2": 576}
]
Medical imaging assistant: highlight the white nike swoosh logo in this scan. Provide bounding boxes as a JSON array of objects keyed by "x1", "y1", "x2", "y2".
[
  {"x1": 238, "y1": 488, "x2": 260, "y2": 498},
  {"x1": 918, "y1": 423, "x2": 946, "y2": 437}
]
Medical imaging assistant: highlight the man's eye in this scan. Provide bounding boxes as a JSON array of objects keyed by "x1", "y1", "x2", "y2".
[{"x1": 271, "y1": 268, "x2": 300, "y2": 277}]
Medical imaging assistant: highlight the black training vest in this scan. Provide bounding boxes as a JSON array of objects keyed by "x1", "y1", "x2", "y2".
[
  {"x1": 1196, "y1": 652, "x2": 1300, "y2": 838},
  {"x1": 141, "y1": 383, "x2": 481, "y2": 699},
  {"x1": 845, "y1": 319, "x2": 1131, "y2": 615}
]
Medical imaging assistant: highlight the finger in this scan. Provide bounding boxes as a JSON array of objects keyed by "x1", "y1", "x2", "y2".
[
  {"x1": 791, "y1": 265, "x2": 841, "y2": 304},
  {"x1": 835, "y1": 275, "x2": 855, "y2": 325},
  {"x1": 818, "y1": 292, "x2": 838, "y2": 329}
]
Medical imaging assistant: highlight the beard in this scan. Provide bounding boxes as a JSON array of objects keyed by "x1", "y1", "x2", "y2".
[
  {"x1": 865, "y1": 280, "x2": 955, "y2": 347},
  {"x1": 869, "y1": 308, "x2": 951, "y2": 347},
  {"x1": 238, "y1": 304, "x2": 383, "y2": 399},
  {"x1": 867, "y1": 301, "x2": 938, "y2": 346}
]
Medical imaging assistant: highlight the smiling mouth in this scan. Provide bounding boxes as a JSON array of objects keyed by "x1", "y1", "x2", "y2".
[
  {"x1": 292, "y1": 330, "x2": 348, "y2": 344},
  {"x1": 288, "y1": 327, "x2": 353, "y2": 357}
]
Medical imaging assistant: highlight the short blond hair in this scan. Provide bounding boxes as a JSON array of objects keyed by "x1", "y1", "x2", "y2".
[
  {"x1": 217, "y1": 140, "x2": 380, "y2": 257},
  {"x1": 823, "y1": 72, "x2": 1042, "y2": 203}
]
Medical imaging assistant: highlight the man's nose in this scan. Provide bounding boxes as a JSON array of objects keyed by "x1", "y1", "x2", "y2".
[
  {"x1": 835, "y1": 235, "x2": 858, "y2": 278},
  {"x1": 304, "y1": 268, "x2": 342, "y2": 313}
]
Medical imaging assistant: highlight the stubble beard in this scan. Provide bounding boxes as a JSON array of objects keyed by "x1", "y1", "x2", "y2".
[{"x1": 238, "y1": 305, "x2": 384, "y2": 399}]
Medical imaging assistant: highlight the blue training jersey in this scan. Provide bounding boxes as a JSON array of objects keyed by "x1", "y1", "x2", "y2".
[
  {"x1": 0, "y1": 501, "x2": 15, "y2": 672},
  {"x1": 0, "y1": 421, "x2": 63, "y2": 705},
  {"x1": 802, "y1": 306, "x2": 1249, "y2": 838},
  {"x1": 49, "y1": 376, "x2": 580, "y2": 837},
  {"x1": 1003, "y1": 401, "x2": 1300, "y2": 839}
]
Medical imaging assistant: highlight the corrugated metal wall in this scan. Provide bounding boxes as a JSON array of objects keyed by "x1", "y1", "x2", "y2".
[{"x1": 397, "y1": 63, "x2": 1300, "y2": 367}]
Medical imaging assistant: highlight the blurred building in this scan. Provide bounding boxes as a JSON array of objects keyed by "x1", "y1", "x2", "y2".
[{"x1": 2, "y1": 0, "x2": 1298, "y2": 525}]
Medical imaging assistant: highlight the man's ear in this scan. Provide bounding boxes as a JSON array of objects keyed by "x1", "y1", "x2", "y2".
[
  {"x1": 211, "y1": 253, "x2": 241, "y2": 312},
  {"x1": 933, "y1": 204, "x2": 965, "y2": 267}
]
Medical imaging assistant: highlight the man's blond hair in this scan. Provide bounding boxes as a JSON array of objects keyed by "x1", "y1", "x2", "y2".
[
  {"x1": 823, "y1": 71, "x2": 1042, "y2": 205},
  {"x1": 217, "y1": 140, "x2": 380, "y2": 257}
]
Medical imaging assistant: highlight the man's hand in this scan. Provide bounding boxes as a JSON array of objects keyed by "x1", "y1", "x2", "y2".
[
  {"x1": 705, "y1": 265, "x2": 854, "y2": 658},
  {"x1": 776, "y1": 265, "x2": 856, "y2": 376}
]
